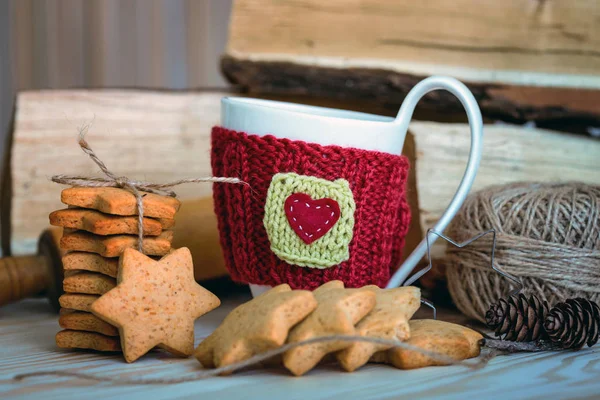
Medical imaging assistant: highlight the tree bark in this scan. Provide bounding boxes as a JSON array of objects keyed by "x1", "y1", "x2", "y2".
[{"x1": 221, "y1": 56, "x2": 600, "y2": 135}]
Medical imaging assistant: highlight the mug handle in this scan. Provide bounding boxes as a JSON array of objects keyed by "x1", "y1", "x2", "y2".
[{"x1": 385, "y1": 76, "x2": 483, "y2": 288}]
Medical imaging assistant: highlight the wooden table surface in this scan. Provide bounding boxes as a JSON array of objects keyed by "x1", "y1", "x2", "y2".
[{"x1": 1, "y1": 294, "x2": 599, "y2": 400}]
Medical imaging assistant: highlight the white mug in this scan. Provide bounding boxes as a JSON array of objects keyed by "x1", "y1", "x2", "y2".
[{"x1": 220, "y1": 76, "x2": 483, "y2": 296}]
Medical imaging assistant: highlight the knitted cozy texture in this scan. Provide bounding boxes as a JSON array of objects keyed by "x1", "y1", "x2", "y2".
[
  {"x1": 264, "y1": 173, "x2": 356, "y2": 268},
  {"x1": 211, "y1": 127, "x2": 411, "y2": 290}
]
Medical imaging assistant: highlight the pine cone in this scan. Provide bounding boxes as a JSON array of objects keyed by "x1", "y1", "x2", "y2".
[
  {"x1": 544, "y1": 298, "x2": 600, "y2": 349},
  {"x1": 485, "y1": 293, "x2": 549, "y2": 341}
]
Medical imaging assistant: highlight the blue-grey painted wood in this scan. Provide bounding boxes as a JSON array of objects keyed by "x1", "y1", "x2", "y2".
[{"x1": 1, "y1": 297, "x2": 599, "y2": 400}]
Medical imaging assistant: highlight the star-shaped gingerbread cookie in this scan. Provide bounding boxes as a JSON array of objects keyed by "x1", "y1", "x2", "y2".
[
  {"x1": 336, "y1": 286, "x2": 421, "y2": 372},
  {"x1": 91, "y1": 247, "x2": 220, "y2": 362},
  {"x1": 61, "y1": 187, "x2": 180, "y2": 219},
  {"x1": 371, "y1": 319, "x2": 483, "y2": 369},
  {"x1": 283, "y1": 280, "x2": 377, "y2": 376},
  {"x1": 194, "y1": 284, "x2": 317, "y2": 370}
]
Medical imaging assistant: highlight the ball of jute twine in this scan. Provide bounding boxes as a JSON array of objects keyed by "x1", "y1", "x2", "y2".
[{"x1": 445, "y1": 182, "x2": 600, "y2": 322}]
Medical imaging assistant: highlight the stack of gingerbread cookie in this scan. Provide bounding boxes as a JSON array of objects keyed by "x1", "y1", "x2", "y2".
[{"x1": 49, "y1": 187, "x2": 180, "y2": 352}]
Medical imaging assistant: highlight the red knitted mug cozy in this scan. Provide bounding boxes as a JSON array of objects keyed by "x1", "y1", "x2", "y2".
[{"x1": 211, "y1": 126, "x2": 411, "y2": 290}]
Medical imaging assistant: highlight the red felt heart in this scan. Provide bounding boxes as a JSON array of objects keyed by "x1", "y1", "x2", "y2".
[{"x1": 284, "y1": 193, "x2": 341, "y2": 245}]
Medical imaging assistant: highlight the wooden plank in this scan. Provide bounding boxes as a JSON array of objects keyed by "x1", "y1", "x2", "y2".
[
  {"x1": 1, "y1": 298, "x2": 599, "y2": 399},
  {"x1": 224, "y1": 0, "x2": 600, "y2": 132},
  {"x1": 407, "y1": 121, "x2": 600, "y2": 259},
  {"x1": 221, "y1": 56, "x2": 600, "y2": 134},
  {"x1": 8, "y1": 90, "x2": 228, "y2": 255},
  {"x1": 9, "y1": 90, "x2": 600, "y2": 260},
  {"x1": 410, "y1": 122, "x2": 600, "y2": 230},
  {"x1": 228, "y1": 0, "x2": 600, "y2": 85}
]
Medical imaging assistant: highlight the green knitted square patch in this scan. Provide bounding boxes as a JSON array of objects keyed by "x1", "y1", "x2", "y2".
[{"x1": 263, "y1": 172, "x2": 355, "y2": 268}]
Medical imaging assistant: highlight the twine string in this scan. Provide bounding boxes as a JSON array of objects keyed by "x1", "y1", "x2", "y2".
[
  {"x1": 51, "y1": 130, "x2": 245, "y2": 252},
  {"x1": 14, "y1": 334, "x2": 489, "y2": 385}
]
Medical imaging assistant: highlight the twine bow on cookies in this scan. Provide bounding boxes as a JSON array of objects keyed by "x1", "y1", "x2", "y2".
[{"x1": 52, "y1": 131, "x2": 245, "y2": 252}]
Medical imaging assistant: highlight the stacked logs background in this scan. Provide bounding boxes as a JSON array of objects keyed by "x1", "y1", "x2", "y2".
[{"x1": 2, "y1": 0, "x2": 599, "y2": 298}]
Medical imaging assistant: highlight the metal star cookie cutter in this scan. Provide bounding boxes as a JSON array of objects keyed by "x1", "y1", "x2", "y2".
[{"x1": 403, "y1": 228, "x2": 523, "y2": 319}]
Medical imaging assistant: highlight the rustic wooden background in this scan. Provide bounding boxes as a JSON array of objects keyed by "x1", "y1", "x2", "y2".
[
  {"x1": 0, "y1": 0, "x2": 233, "y2": 185},
  {"x1": 8, "y1": 90, "x2": 600, "y2": 260},
  {"x1": 3, "y1": 0, "x2": 600, "y2": 258},
  {"x1": 223, "y1": 0, "x2": 600, "y2": 134}
]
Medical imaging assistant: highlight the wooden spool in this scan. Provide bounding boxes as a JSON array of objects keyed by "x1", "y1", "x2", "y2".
[{"x1": 0, "y1": 229, "x2": 63, "y2": 310}]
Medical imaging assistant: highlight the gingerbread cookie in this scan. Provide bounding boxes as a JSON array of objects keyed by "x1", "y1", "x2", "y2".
[
  {"x1": 337, "y1": 286, "x2": 421, "y2": 372},
  {"x1": 91, "y1": 247, "x2": 220, "y2": 363},
  {"x1": 59, "y1": 293, "x2": 99, "y2": 312},
  {"x1": 59, "y1": 311, "x2": 118, "y2": 336},
  {"x1": 62, "y1": 252, "x2": 119, "y2": 278},
  {"x1": 56, "y1": 330, "x2": 121, "y2": 352},
  {"x1": 375, "y1": 319, "x2": 483, "y2": 369},
  {"x1": 60, "y1": 230, "x2": 173, "y2": 257},
  {"x1": 283, "y1": 280, "x2": 377, "y2": 376},
  {"x1": 50, "y1": 208, "x2": 174, "y2": 236},
  {"x1": 195, "y1": 284, "x2": 317, "y2": 371},
  {"x1": 61, "y1": 187, "x2": 180, "y2": 219},
  {"x1": 63, "y1": 272, "x2": 116, "y2": 295}
]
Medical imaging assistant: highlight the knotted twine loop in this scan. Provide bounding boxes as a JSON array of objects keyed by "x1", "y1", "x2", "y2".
[
  {"x1": 445, "y1": 182, "x2": 600, "y2": 322},
  {"x1": 14, "y1": 335, "x2": 491, "y2": 385},
  {"x1": 51, "y1": 130, "x2": 245, "y2": 252}
]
